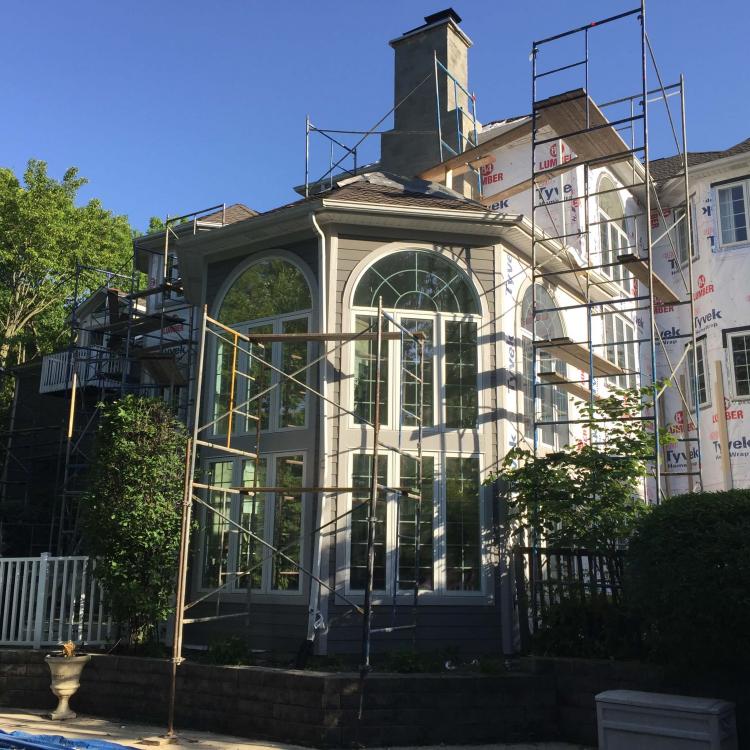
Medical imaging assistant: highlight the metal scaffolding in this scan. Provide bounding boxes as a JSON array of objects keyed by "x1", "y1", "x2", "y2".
[
  {"x1": 166, "y1": 301, "x2": 426, "y2": 736},
  {"x1": 48, "y1": 205, "x2": 229, "y2": 553},
  {"x1": 528, "y1": 1, "x2": 701, "y2": 499}
]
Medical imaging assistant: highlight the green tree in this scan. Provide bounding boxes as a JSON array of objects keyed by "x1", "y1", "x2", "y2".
[
  {"x1": 0, "y1": 159, "x2": 133, "y2": 373},
  {"x1": 488, "y1": 384, "x2": 672, "y2": 551},
  {"x1": 81, "y1": 395, "x2": 186, "y2": 642}
]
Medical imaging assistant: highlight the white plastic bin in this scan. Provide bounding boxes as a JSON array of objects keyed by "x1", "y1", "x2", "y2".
[{"x1": 596, "y1": 690, "x2": 737, "y2": 749}]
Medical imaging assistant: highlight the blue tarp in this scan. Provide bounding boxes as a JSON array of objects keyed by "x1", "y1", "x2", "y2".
[{"x1": 0, "y1": 730, "x2": 136, "y2": 750}]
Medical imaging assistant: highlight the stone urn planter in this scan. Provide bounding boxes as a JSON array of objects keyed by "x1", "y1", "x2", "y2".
[{"x1": 44, "y1": 652, "x2": 91, "y2": 720}]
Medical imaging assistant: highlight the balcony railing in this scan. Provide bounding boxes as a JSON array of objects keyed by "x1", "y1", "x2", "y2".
[{"x1": 39, "y1": 346, "x2": 126, "y2": 394}]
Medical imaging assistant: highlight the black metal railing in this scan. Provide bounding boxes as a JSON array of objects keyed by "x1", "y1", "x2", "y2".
[{"x1": 512, "y1": 546, "x2": 626, "y2": 652}]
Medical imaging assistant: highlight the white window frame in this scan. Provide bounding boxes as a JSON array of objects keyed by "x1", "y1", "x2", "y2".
[
  {"x1": 347, "y1": 309, "x2": 482, "y2": 432},
  {"x1": 340, "y1": 450, "x2": 490, "y2": 603},
  {"x1": 687, "y1": 338, "x2": 711, "y2": 409},
  {"x1": 197, "y1": 450, "x2": 309, "y2": 601},
  {"x1": 716, "y1": 179, "x2": 750, "y2": 249},
  {"x1": 519, "y1": 284, "x2": 569, "y2": 450},
  {"x1": 674, "y1": 204, "x2": 698, "y2": 266},
  {"x1": 597, "y1": 177, "x2": 631, "y2": 291},
  {"x1": 210, "y1": 310, "x2": 313, "y2": 437},
  {"x1": 603, "y1": 313, "x2": 637, "y2": 390},
  {"x1": 727, "y1": 329, "x2": 750, "y2": 401}
]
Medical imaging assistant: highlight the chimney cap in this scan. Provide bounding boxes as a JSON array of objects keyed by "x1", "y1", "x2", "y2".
[
  {"x1": 424, "y1": 8, "x2": 462, "y2": 25},
  {"x1": 391, "y1": 7, "x2": 472, "y2": 48}
]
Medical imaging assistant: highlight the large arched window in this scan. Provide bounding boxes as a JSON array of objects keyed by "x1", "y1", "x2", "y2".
[
  {"x1": 213, "y1": 258, "x2": 313, "y2": 434},
  {"x1": 521, "y1": 285, "x2": 569, "y2": 448},
  {"x1": 349, "y1": 249, "x2": 483, "y2": 595},
  {"x1": 352, "y1": 250, "x2": 480, "y2": 429},
  {"x1": 202, "y1": 258, "x2": 313, "y2": 598},
  {"x1": 597, "y1": 175, "x2": 629, "y2": 289}
]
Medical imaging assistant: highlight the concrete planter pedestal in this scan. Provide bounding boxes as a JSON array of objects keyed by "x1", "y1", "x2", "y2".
[{"x1": 45, "y1": 654, "x2": 91, "y2": 720}]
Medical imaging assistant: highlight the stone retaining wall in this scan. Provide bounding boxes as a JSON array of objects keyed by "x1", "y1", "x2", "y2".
[
  {"x1": 0, "y1": 650, "x2": 556, "y2": 747},
  {"x1": 2, "y1": 650, "x2": 746, "y2": 747}
]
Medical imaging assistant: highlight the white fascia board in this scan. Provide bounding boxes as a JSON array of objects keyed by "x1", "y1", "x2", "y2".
[{"x1": 320, "y1": 198, "x2": 519, "y2": 223}]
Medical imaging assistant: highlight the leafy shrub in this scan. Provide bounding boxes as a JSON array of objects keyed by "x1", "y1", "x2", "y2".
[
  {"x1": 81, "y1": 396, "x2": 186, "y2": 642},
  {"x1": 532, "y1": 594, "x2": 643, "y2": 659},
  {"x1": 206, "y1": 636, "x2": 254, "y2": 666},
  {"x1": 487, "y1": 385, "x2": 670, "y2": 551},
  {"x1": 626, "y1": 490, "x2": 750, "y2": 674}
]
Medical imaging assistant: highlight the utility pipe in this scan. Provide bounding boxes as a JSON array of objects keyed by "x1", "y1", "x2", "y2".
[{"x1": 305, "y1": 212, "x2": 328, "y2": 648}]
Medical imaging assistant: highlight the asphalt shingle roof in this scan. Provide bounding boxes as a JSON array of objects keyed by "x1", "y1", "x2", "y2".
[
  {"x1": 260, "y1": 172, "x2": 487, "y2": 218},
  {"x1": 200, "y1": 203, "x2": 257, "y2": 224},
  {"x1": 650, "y1": 137, "x2": 750, "y2": 182}
]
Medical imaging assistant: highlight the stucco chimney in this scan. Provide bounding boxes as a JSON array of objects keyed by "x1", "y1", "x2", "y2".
[{"x1": 380, "y1": 9, "x2": 473, "y2": 179}]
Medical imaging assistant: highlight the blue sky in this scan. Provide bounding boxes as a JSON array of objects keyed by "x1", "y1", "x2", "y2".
[{"x1": 3, "y1": 1, "x2": 747, "y2": 231}]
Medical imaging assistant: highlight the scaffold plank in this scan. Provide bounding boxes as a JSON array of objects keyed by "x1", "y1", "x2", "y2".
[
  {"x1": 536, "y1": 337, "x2": 624, "y2": 377},
  {"x1": 538, "y1": 371, "x2": 602, "y2": 401},
  {"x1": 617, "y1": 253, "x2": 681, "y2": 304}
]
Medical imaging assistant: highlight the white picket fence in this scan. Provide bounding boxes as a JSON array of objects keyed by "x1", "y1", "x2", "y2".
[{"x1": 0, "y1": 555, "x2": 113, "y2": 648}]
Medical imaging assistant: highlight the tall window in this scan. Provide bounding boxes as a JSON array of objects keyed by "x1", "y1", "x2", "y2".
[
  {"x1": 717, "y1": 180, "x2": 749, "y2": 247},
  {"x1": 445, "y1": 456, "x2": 481, "y2": 591},
  {"x1": 521, "y1": 285, "x2": 569, "y2": 447},
  {"x1": 349, "y1": 455, "x2": 388, "y2": 591},
  {"x1": 352, "y1": 250, "x2": 481, "y2": 428},
  {"x1": 597, "y1": 176, "x2": 630, "y2": 289},
  {"x1": 347, "y1": 453, "x2": 480, "y2": 595},
  {"x1": 603, "y1": 313, "x2": 637, "y2": 389},
  {"x1": 200, "y1": 454, "x2": 306, "y2": 593},
  {"x1": 213, "y1": 259, "x2": 312, "y2": 434},
  {"x1": 674, "y1": 205, "x2": 697, "y2": 265},
  {"x1": 729, "y1": 330, "x2": 750, "y2": 397},
  {"x1": 688, "y1": 339, "x2": 710, "y2": 408},
  {"x1": 348, "y1": 250, "x2": 484, "y2": 597}
]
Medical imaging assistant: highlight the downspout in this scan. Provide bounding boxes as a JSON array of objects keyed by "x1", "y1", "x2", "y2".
[{"x1": 305, "y1": 211, "x2": 328, "y2": 649}]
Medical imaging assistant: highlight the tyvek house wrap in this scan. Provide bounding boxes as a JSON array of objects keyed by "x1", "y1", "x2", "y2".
[{"x1": 643, "y1": 179, "x2": 750, "y2": 495}]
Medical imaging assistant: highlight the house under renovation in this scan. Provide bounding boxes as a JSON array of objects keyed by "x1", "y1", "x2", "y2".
[{"x1": 4, "y1": 6, "x2": 733, "y2": 661}]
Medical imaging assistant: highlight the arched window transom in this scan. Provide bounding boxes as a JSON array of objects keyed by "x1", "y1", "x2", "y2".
[
  {"x1": 353, "y1": 250, "x2": 479, "y2": 314},
  {"x1": 218, "y1": 259, "x2": 312, "y2": 325}
]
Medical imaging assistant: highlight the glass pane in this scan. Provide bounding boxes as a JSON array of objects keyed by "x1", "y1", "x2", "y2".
[
  {"x1": 598, "y1": 177, "x2": 623, "y2": 224},
  {"x1": 400, "y1": 318, "x2": 434, "y2": 427},
  {"x1": 445, "y1": 457, "x2": 481, "y2": 591},
  {"x1": 719, "y1": 185, "x2": 748, "y2": 245},
  {"x1": 281, "y1": 318, "x2": 309, "y2": 428},
  {"x1": 272, "y1": 456, "x2": 304, "y2": 591},
  {"x1": 732, "y1": 334, "x2": 750, "y2": 397},
  {"x1": 398, "y1": 455, "x2": 435, "y2": 590},
  {"x1": 445, "y1": 321, "x2": 478, "y2": 428},
  {"x1": 350, "y1": 454, "x2": 387, "y2": 590},
  {"x1": 599, "y1": 222, "x2": 612, "y2": 277},
  {"x1": 353, "y1": 250, "x2": 479, "y2": 314},
  {"x1": 218, "y1": 260, "x2": 312, "y2": 325},
  {"x1": 246, "y1": 323, "x2": 273, "y2": 430},
  {"x1": 354, "y1": 316, "x2": 388, "y2": 425},
  {"x1": 213, "y1": 341, "x2": 231, "y2": 434},
  {"x1": 522, "y1": 337, "x2": 534, "y2": 437},
  {"x1": 696, "y1": 344, "x2": 708, "y2": 406},
  {"x1": 521, "y1": 286, "x2": 564, "y2": 340},
  {"x1": 201, "y1": 461, "x2": 233, "y2": 588},
  {"x1": 675, "y1": 207, "x2": 689, "y2": 265},
  {"x1": 237, "y1": 458, "x2": 268, "y2": 590},
  {"x1": 553, "y1": 356, "x2": 569, "y2": 446}
]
